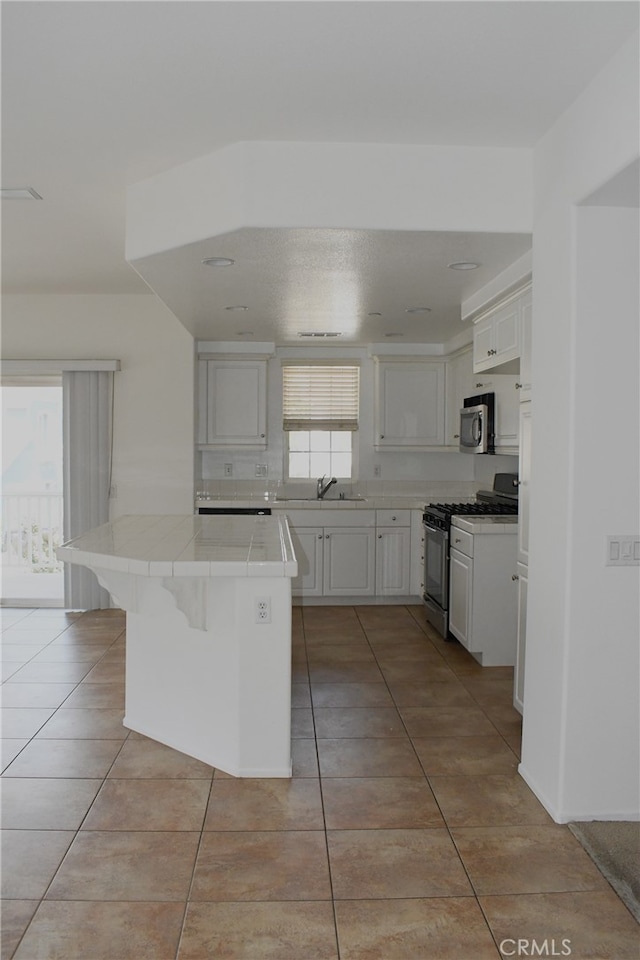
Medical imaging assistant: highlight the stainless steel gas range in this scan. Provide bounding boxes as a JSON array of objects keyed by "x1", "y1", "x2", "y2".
[{"x1": 422, "y1": 473, "x2": 519, "y2": 638}]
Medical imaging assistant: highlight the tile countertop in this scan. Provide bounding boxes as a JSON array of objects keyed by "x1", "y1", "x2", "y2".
[
  {"x1": 195, "y1": 496, "x2": 429, "y2": 511},
  {"x1": 451, "y1": 515, "x2": 518, "y2": 535},
  {"x1": 57, "y1": 514, "x2": 298, "y2": 578}
]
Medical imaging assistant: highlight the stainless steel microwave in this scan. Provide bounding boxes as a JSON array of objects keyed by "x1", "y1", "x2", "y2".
[{"x1": 459, "y1": 392, "x2": 495, "y2": 454}]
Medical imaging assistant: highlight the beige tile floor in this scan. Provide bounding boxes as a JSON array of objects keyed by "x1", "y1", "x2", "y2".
[{"x1": 1, "y1": 604, "x2": 638, "y2": 959}]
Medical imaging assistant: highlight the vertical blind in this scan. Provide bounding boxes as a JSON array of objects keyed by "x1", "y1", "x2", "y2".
[
  {"x1": 63, "y1": 370, "x2": 114, "y2": 610},
  {"x1": 282, "y1": 364, "x2": 360, "y2": 431}
]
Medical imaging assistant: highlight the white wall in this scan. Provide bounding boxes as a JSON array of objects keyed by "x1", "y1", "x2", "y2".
[
  {"x1": 1, "y1": 295, "x2": 195, "y2": 518},
  {"x1": 521, "y1": 33, "x2": 640, "y2": 821},
  {"x1": 127, "y1": 141, "x2": 532, "y2": 263}
]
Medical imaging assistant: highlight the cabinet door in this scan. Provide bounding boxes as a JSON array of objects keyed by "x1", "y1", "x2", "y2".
[
  {"x1": 375, "y1": 362, "x2": 445, "y2": 447},
  {"x1": 514, "y1": 562, "x2": 528, "y2": 715},
  {"x1": 289, "y1": 527, "x2": 323, "y2": 597},
  {"x1": 206, "y1": 360, "x2": 267, "y2": 446},
  {"x1": 376, "y1": 527, "x2": 410, "y2": 596},
  {"x1": 472, "y1": 374, "x2": 519, "y2": 449},
  {"x1": 323, "y1": 527, "x2": 375, "y2": 597},
  {"x1": 518, "y1": 402, "x2": 532, "y2": 565},
  {"x1": 409, "y1": 510, "x2": 425, "y2": 597},
  {"x1": 448, "y1": 547, "x2": 473, "y2": 650},
  {"x1": 445, "y1": 347, "x2": 474, "y2": 446},
  {"x1": 473, "y1": 317, "x2": 495, "y2": 371},
  {"x1": 518, "y1": 290, "x2": 532, "y2": 399},
  {"x1": 493, "y1": 301, "x2": 521, "y2": 364},
  {"x1": 196, "y1": 359, "x2": 209, "y2": 445}
]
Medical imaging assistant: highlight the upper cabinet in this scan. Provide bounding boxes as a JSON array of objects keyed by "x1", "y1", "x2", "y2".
[
  {"x1": 517, "y1": 289, "x2": 532, "y2": 400},
  {"x1": 473, "y1": 285, "x2": 531, "y2": 376},
  {"x1": 197, "y1": 357, "x2": 268, "y2": 448},
  {"x1": 445, "y1": 346, "x2": 474, "y2": 447},
  {"x1": 374, "y1": 359, "x2": 445, "y2": 449}
]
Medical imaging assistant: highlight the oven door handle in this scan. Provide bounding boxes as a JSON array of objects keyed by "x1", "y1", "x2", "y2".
[
  {"x1": 422, "y1": 520, "x2": 446, "y2": 536},
  {"x1": 423, "y1": 521, "x2": 447, "y2": 538}
]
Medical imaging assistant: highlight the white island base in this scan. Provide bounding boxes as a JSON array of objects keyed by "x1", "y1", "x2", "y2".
[{"x1": 58, "y1": 515, "x2": 297, "y2": 777}]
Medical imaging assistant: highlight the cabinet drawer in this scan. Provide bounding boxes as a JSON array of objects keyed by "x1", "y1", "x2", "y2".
[
  {"x1": 450, "y1": 527, "x2": 474, "y2": 558},
  {"x1": 375, "y1": 509, "x2": 410, "y2": 526}
]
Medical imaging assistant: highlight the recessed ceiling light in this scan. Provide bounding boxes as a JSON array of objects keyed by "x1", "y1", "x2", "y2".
[
  {"x1": 1, "y1": 187, "x2": 42, "y2": 200},
  {"x1": 405, "y1": 307, "x2": 432, "y2": 314},
  {"x1": 202, "y1": 257, "x2": 235, "y2": 267},
  {"x1": 367, "y1": 312, "x2": 382, "y2": 317},
  {"x1": 298, "y1": 332, "x2": 342, "y2": 338},
  {"x1": 225, "y1": 305, "x2": 248, "y2": 311},
  {"x1": 448, "y1": 261, "x2": 480, "y2": 270}
]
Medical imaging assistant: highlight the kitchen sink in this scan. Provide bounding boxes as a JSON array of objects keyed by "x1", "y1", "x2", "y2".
[{"x1": 274, "y1": 496, "x2": 368, "y2": 503}]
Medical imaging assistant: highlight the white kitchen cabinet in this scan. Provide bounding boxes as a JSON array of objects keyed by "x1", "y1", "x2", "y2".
[
  {"x1": 374, "y1": 359, "x2": 445, "y2": 448},
  {"x1": 471, "y1": 374, "x2": 520, "y2": 450},
  {"x1": 473, "y1": 297, "x2": 521, "y2": 373},
  {"x1": 517, "y1": 401, "x2": 531, "y2": 565},
  {"x1": 448, "y1": 518, "x2": 518, "y2": 666},
  {"x1": 289, "y1": 526, "x2": 324, "y2": 597},
  {"x1": 514, "y1": 400, "x2": 531, "y2": 713},
  {"x1": 473, "y1": 285, "x2": 531, "y2": 375},
  {"x1": 517, "y1": 289, "x2": 533, "y2": 399},
  {"x1": 324, "y1": 527, "x2": 376, "y2": 597},
  {"x1": 284, "y1": 511, "x2": 376, "y2": 598},
  {"x1": 410, "y1": 509, "x2": 426, "y2": 597},
  {"x1": 375, "y1": 510, "x2": 411, "y2": 596},
  {"x1": 448, "y1": 547, "x2": 473, "y2": 650},
  {"x1": 514, "y1": 561, "x2": 528, "y2": 715},
  {"x1": 445, "y1": 346, "x2": 474, "y2": 446},
  {"x1": 197, "y1": 358, "x2": 267, "y2": 447}
]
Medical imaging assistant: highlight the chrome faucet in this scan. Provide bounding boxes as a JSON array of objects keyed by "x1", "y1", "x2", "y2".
[{"x1": 316, "y1": 476, "x2": 337, "y2": 499}]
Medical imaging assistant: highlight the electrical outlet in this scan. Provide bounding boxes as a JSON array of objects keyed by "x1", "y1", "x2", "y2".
[
  {"x1": 255, "y1": 597, "x2": 271, "y2": 623},
  {"x1": 606, "y1": 536, "x2": 640, "y2": 566},
  {"x1": 255, "y1": 464, "x2": 268, "y2": 478},
  {"x1": 373, "y1": 465, "x2": 381, "y2": 478},
  {"x1": 224, "y1": 463, "x2": 233, "y2": 477}
]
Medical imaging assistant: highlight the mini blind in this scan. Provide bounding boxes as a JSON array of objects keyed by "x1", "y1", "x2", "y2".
[{"x1": 282, "y1": 364, "x2": 360, "y2": 431}]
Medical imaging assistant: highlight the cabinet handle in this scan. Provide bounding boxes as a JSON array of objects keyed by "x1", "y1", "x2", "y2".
[
  {"x1": 325, "y1": 534, "x2": 330, "y2": 539},
  {"x1": 454, "y1": 538, "x2": 461, "y2": 543},
  {"x1": 378, "y1": 534, "x2": 382, "y2": 539},
  {"x1": 380, "y1": 434, "x2": 384, "y2": 439},
  {"x1": 260, "y1": 433, "x2": 265, "y2": 437},
  {"x1": 453, "y1": 434, "x2": 460, "y2": 439},
  {"x1": 317, "y1": 534, "x2": 323, "y2": 540},
  {"x1": 512, "y1": 574, "x2": 520, "y2": 581},
  {"x1": 515, "y1": 383, "x2": 522, "y2": 390},
  {"x1": 392, "y1": 516, "x2": 397, "y2": 521}
]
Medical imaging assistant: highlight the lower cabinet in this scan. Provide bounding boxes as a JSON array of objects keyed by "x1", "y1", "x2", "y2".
[
  {"x1": 514, "y1": 561, "x2": 528, "y2": 714},
  {"x1": 448, "y1": 548, "x2": 473, "y2": 650},
  {"x1": 376, "y1": 526, "x2": 411, "y2": 596},
  {"x1": 448, "y1": 523, "x2": 518, "y2": 666},
  {"x1": 290, "y1": 525, "x2": 375, "y2": 597}
]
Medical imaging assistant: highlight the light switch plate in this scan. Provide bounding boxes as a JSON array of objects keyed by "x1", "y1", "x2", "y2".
[{"x1": 606, "y1": 536, "x2": 640, "y2": 566}]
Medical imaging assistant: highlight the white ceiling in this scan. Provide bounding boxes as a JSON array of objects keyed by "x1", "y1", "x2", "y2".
[{"x1": 2, "y1": 1, "x2": 637, "y2": 345}]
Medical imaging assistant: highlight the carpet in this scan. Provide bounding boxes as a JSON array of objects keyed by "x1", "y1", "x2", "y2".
[{"x1": 568, "y1": 820, "x2": 640, "y2": 923}]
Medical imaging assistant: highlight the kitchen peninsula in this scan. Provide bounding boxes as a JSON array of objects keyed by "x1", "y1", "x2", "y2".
[{"x1": 57, "y1": 514, "x2": 297, "y2": 777}]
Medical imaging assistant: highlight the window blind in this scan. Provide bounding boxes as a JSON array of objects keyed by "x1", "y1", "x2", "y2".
[{"x1": 282, "y1": 364, "x2": 360, "y2": 431}]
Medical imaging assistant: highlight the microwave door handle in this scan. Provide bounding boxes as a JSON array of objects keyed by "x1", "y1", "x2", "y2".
[{"x1": 472, "y1": 417, "x2": 481, "y2": 443}]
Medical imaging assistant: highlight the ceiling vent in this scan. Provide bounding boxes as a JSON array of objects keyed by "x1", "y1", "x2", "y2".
[{"x1": 298, "y1": 332, "x2": 343, "y2": 338}]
